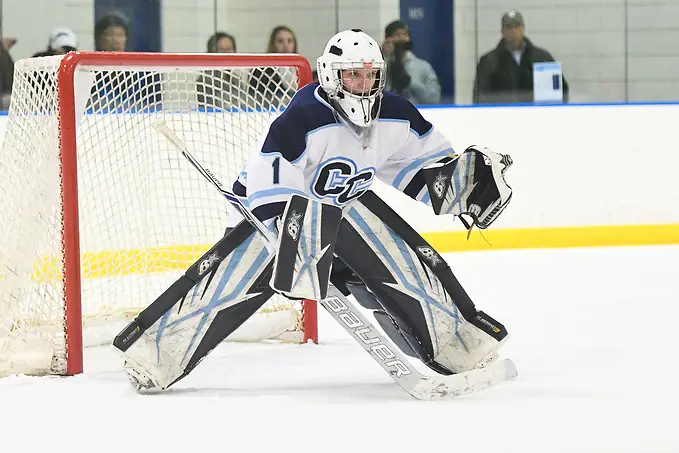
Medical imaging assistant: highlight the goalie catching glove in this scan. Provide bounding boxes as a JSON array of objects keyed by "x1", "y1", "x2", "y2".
[{"x1": 423, "y1": 146, "x2": 513, "y2": 230}]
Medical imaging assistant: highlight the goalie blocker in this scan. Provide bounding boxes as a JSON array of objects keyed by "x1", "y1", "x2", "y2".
[{"x1": 271, "y1": 194, "x2": 342, "y2": 301}]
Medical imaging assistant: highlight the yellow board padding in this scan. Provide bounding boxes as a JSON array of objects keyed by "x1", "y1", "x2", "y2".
[
  {"x1": 27, "y1": 224, "x2": 679, "y2": 281},
  {"x1": 31, "y1": 244, "x2": 210, "y2": 282},
  {"x1": 422, "y1": 224, "x2": 679, "y2": 252}
]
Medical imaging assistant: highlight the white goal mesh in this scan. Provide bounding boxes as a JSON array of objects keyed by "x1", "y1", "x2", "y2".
[{"x1": 0, "y1": 52, "x2": 315, "y2": 377}]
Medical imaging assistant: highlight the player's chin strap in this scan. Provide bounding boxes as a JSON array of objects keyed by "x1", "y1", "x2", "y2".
[{"x1": 422, "y1": 146, "x2": 513, "y2": 236}]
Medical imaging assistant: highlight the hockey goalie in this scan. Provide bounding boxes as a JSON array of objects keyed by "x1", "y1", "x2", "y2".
[{"x1": 113, "y1": 29, "x2": 516, "y2": 399}]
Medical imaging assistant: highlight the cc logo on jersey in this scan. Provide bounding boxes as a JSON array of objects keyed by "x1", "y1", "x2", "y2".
[{"x1": 311, "y1": 158, "x2": 376, "y2": 205}]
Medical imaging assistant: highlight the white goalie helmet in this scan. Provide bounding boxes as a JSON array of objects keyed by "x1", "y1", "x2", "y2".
[{"x1": 316, "y1": 29, "x2": 386, "y2": 128}]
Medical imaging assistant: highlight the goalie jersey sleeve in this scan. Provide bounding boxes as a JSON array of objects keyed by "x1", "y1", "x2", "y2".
[
  {"x1": 239, "y1": 106, "x2": 308, "y2": 221},
  {"x1": 374, "y1": 93, "x2": 457, "y2": 207},
  {"x1": 235, "y1": 84, "x2": 456, "y2": 220}
]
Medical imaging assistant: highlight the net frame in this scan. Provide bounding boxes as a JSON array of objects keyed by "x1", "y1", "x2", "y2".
[{"x1": 9, "y1": 51, "x2": 316, "y2": 376}]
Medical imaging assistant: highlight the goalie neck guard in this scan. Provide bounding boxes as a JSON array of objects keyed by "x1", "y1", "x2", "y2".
[{"x1": 316, "y1": 29, "x2": 386, "y2": 128}]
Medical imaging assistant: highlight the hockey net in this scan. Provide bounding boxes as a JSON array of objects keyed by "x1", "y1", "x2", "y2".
[{"x1": 0, "y1": 52, "x2": 316, "y2": 377}]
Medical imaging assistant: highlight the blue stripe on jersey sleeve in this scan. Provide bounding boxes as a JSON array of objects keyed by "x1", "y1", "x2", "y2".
[
  {"x1": 392, "y1": 148, "x2": 454, "y2": 189},
  {"x1": 260, "y1": 83, "x2": 337, "y2": 163},
  {"x1": 248, "y1": 187, "x2": 308, "y2": 204},
  {"x1": 378, "y1": 90, "x2": 433, "y2": 137}
]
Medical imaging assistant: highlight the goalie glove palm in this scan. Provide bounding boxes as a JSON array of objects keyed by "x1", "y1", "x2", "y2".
[{"x1": 423, "y1": 146, "x2": 513, "y2": 229}]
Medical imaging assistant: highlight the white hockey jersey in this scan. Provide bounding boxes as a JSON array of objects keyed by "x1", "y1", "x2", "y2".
[{"x1": 233, "y1": 83, "x2": 456, "y2": 220}]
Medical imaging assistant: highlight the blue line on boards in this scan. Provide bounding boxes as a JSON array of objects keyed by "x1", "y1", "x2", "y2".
[
  {"x1": 2, "y1": 100, "x2": 679, "y2": 116},
  {"x1": 416, "y1": 100, "x2": 679, "y2": 109}
]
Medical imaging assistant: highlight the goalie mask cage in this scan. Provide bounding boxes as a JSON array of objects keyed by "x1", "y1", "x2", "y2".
[{"x1": 0, "y1": 52, "x2": 316, "y2": 377}]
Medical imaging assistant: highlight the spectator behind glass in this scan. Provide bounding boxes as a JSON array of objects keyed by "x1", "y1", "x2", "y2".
[
  {"x1": 473, "y1": 10, "x2": 569, "y2": 104},
  {"x1": 208, "y1": 32, "x2": 236, "y2": 53},
  {"x1": 90, "y1": 14, "x2": 160, "y2": 111},
  {"x1": 250, "y1": 26, "x2": 298, "y2": 108},
  {"x1": 30, "y1": 29, "x2": 78, "y2": 95},
  {"x1": 267, "y1": 25, "x2": 296, "y2": 54},
  {"x1": 94, "y1": 14, "x2": 128, "y2": 51},
  {"x1": 197, "y1": 32, "x2": 250, "y2": 110},
  {"x1": 382, "y1": 20, "x2": 441, "y2": 104},
  {"x1": 0, "y1": 37, "x2": 15, "y2": 109},
  {"x1": 33, "y1": 28, "x2": 78, "y2": 57}
]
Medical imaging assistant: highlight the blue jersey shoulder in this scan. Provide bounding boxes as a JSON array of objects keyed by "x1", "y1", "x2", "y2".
[
  {"x1": 260, "y1": 83, "x2": 337, "y2": 163},
  {"x1": 378, "y1": 90, "x2": 433, "y2": 137},
  {"x1": 286, "y1": 83, "x2": 338, "y2": 133}
]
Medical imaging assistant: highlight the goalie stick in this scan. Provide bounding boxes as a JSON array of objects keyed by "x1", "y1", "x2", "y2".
[
  {"x1": 151, "y1": 121, "x2": 518, "y2": 400},
  {"x1": 151, "y1": 121, "x2": 276, "y2": 251}
]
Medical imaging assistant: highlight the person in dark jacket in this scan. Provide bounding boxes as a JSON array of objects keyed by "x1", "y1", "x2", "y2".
[
  {"x1": 473, "y1": 10, "x2": 569, "y2": 104},
  {"x1": 90, "y1": 14, "x2": 162, "y2": 111},
  {"x1": 0, "y1": 41, "x2": 14, "y2": 109},
  {"x1": 382, "y1": 20, "x2": 441, "y2": 104}
]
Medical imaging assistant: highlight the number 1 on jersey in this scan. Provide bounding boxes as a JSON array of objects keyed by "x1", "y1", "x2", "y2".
[{"x1": 272, "y1": 157, "x2": 280, "y2": 184}]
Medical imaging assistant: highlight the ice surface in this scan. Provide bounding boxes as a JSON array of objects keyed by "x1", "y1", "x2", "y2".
[{"x1": 2, "y1": 246, "x2": 678, "y2": 453}]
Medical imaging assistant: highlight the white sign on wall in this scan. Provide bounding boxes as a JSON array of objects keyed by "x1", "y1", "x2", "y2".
[{"x1": 533, "y1": 62, "x2": 563, "y2": 103}]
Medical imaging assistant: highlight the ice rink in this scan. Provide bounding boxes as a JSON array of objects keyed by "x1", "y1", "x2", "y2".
[{"x1": 2, "y1": 245, "x2": 678, "y2": 453}]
